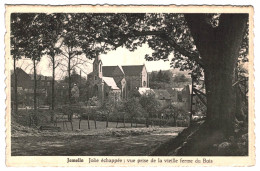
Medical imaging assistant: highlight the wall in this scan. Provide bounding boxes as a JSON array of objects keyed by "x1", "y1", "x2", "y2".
[{"x1": 125, "y1": 75, "x2": 141, "y2": 92}]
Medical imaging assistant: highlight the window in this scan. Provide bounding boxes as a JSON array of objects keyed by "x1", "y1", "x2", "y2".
[
  {"x1": 143, "y1": 81, "x2": 146, "y2": 87},
  {"x1": 100, "y1": 63, "x2": 102, "y2": 72},
  {"x1": 94, "y1": 76, "x2": 97, "y2": 80}
]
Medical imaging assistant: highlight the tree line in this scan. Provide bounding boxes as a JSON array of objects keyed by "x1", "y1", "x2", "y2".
[
  {"x1": 11, "y1": 13, "x2": 249, "y2": 138},
  {"x1": 81, "y1": 93, "x2": 188, "y2": 128}
]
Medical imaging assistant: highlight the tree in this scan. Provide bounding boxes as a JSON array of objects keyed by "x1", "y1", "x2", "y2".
[
  {"x1": 59, "y1": 14, "x2": 102, "y2": 104},
  {"x1": 10, "y1": 14, "x2": 28, "y2": 114},
  {"x1": 162, "y1": 104, "x2": 186, "y2": 127},
  {"x1": 149, "y1": 70, "x2": 172, "y2": 89},
  {"x1": 174, "y1": 73, "x2": 189, "y2": 82},
  {"x1": 123, "y1": 97, "x2": 144, "y2": 127},
  {"x1": 42, "y1": 14, "x2": 64, "y2": 110},
  {"x1": 162, "y1": 71, "x2": 171, "y2": 83},
  {"x1": 156, "y1": 70, "x2": 163, "y2": 82},
  {"x1": 100, "y1": 100, "x2": 115, "y2": 128},
  {"x1": 58, "y1": 14, "x2": 85, "y2": 104},
  {"x1": 96, "y1": 13, "x2": 248, "y2": 136},
  {"x1": 184, "y1": 14, "x2": 248, "y2": 135},
  {"x1": 11, "y1": 13, "x2": 46, "y2": 111},
  {"x1": 139, "y1": 94, "x2": 161, "y2": 126}
]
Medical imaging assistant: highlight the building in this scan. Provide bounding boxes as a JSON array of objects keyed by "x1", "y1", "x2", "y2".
[
  {"x1": 87, "y1": 56, "x2": 149, "y2": 104},
  {"x1": 11, "y1": 68, "x2": 32, "y2": 90},
  {"x1": 152, "y1": 89, "x2": 171, "y2": 107},
  {"x1": 11, "y1": 68, "x2": 53, "y2": 108}
]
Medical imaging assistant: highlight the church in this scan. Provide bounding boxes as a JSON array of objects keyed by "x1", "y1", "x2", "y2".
[{"x1": 87, "y1": 56, "x2": 149, "y2": 104}]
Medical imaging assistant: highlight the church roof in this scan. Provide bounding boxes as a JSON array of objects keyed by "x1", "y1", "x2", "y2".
[
  {"x1": 121, "y1": 65, "x2": 144, "y2": 76},
  {"x1": 102, "y1": 66, "x2": 124, "y2": 77},
  {"x1": 102, "y1": 77, "x2": 120, "y2": 90}
]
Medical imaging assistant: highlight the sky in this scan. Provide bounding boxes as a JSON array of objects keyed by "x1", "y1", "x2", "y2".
[{"x1": 14, "y1": 44, "x2": 174, "y2": 80}]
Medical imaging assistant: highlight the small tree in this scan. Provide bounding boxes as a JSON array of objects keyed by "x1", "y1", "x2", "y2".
[
  {"x1": 100, "y1": 100, "x2": 116, "y2": 128},
  {"x1": 162, "y1": 104, "x2": 187, "y2": 127},
  {"x1": 123, "y1": 97, "x2": 144, "y2": 127},
  {"x1": 87, "y1": 96, "x2": 99, "y2": 106},
  {"x1": 139, "y1": 94, "x2": 161, "y2": 126}
]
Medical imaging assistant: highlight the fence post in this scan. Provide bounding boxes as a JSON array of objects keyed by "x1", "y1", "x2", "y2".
[{"x1": 87, "y1": 115, "x2": 90, "y2": 129}]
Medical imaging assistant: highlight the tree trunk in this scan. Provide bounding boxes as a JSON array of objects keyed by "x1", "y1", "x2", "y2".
[
  {"x1": 33, "y1": 59, "x2": 37, "y2": 111},
  {"x1": 185, "y1": 14, "x2": 248, "y2": 136},
  {"x1": 13, "y1": 58, "x2": 18, "y2": 115},
  {"x1": 51, "y1": 56, "x2": 55, "y2": 110},
  {"x1": 204, "y1": 61, "x2": 236, "y2": 134},
  {"x1": 106, "y1": 114, "x2": 109, "y2": 128},
  {"x1": 68, "y1": 54, "x2": 71, "y2": 104},
  {"x1": 173, "y1": 116, "x2": 177, "y2": 127},
  {"x1": 87, "y1": 114, "x2": 90, "y2": 129},
  {"x1": 116, "y1": 118, "x2": 119, "y2": 128},
  {"x1": 234, "y1": 66, "x2": 245, "y2": 121},
  {"x1": 145, "y1": 117, "x2": 149, "y2": 128},
  {"x1": 94, "y1": 117, "x2": 97, "y2": 129},
  {"x1": 123, "y1": 114, "x2": 126, "y2": 128}
]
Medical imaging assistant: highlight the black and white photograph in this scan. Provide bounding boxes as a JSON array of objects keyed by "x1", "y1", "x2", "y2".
[{"x1": 4, "y1": 5, "x2": 254, "y2": 166}]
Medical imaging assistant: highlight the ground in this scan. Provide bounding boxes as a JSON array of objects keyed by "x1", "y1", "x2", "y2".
[{"x1": 11, "y1": 120, "x2": 185, "y2": 156}]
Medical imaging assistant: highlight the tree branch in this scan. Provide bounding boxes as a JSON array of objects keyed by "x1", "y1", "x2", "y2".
[{"x1": 103, "y1": 30, "x2": 204, "y2": 67}]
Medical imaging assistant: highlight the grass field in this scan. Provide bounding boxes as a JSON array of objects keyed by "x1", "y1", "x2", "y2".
[{"x1": 11, "y1": 123, "x2": 185, "y2": 156}]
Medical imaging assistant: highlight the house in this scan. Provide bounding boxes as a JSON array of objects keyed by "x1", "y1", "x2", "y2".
[
  {"x1": 151, "y1": 89, "x2": 171, "y2": 107},
  {"x1": 87, "y1": 56, "x2": 149, "y2": 104},
  {"x1": 11, "y1": 68, "x2": 53, "y2": 107},
  {"x1": 11, "y1": 68, "x2": 32, "y2": 90},
  {"x1": 138, "y1": 87, "x2": 171, "y2": 108}
]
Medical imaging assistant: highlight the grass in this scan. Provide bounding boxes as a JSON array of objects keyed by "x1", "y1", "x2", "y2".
[{"x1": 11, "y1": 125, "x2": 185, "y2": 156}]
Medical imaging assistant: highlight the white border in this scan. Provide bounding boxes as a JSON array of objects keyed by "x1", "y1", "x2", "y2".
[{"x1": 0, "y1": 0, "x2": 259, "y2": 170}]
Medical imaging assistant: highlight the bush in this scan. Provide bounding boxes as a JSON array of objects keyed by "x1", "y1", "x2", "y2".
[{"x1": 12, "y1": 109, "x2": 54, "y2": 127}]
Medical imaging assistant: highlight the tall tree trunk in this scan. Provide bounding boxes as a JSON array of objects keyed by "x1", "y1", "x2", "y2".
[
  {"x1": 13, "y1": 58, "x2": 18, "y2": 115},
  {"x1": 185, "y1": 14, "x2": 248, "y2": 135},
  {"x1": 106, "y1": 113, "x2": 109, "y2": 128},
  {"x1": 173, "y1": 115, "x2": 177, "y2": 127},
  {"x1": 68, "y1": 55, "x2": 71, "y2": 104},
  {"x1": 33, "y1": 59, "x2": 37, "y2": 111},
  {"x1": 204, "y1": 65, "x2": 235, "y2": 134},
  {"x1": 123, "y1": 114, "x2": 126, "y2": 128},
  {"x1": 51, "y1": 56, "x2": 55, "y2": 110}
]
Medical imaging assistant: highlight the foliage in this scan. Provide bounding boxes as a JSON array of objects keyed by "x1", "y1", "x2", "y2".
[
  {"x1": 123, "y1": 97, "x2": 145, "y2": 120},
  {"x1": 161, "y1": 104, "x2": 189, "y2": 126},
  {"x1": 128, "y1": 89, "x2": 141, "y2": 98},
  {"x1": 149, "y1": 70, "x2": 172, "y2": 89},
  {"x1": 139, "y1": 94, "x2": 161, "y2": 118},
  {"x1": 11, "y1": 13, "x2": 249, "y2": 134},
  {"x1": 173, "y1": 73, "x2": 189, "y2": 82},
  {"x1": 87, "y1": 96, "x2": 99, "y2": 106}
]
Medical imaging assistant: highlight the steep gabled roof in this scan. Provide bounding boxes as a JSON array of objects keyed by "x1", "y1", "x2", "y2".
[
  {"x1": 102, "y1": 77, "x2": 120, "y2": 90},
  {"x1": 12, "y1": 68, "x2": 31, "y2": 79},
  {"x1": 121, "y1": 65, "x2": 144, "y2": 76},
  {"x1": 102, "y1": 66, "x2": 117, "y2": 77},
  {"x1": 102, "y1": 66, "x2": 124, "y2": 77}
]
